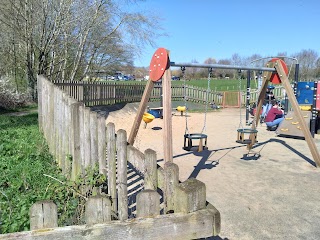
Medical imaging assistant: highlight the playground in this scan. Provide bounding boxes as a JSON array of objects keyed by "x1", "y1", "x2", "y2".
[{"x1": 101, "y1": 102, "x2": 320, "y2": 240}]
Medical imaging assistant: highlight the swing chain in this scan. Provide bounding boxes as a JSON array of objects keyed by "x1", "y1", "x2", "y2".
[
  {"x1": 238, "y1": 69, "x2": 244, "y2": 129},
  {"x1": 181, "y1": 66, "x2": 189, "y2": 135},
  {"x1": 201, "y1": 68, "x2": 213, "y2": 133}
]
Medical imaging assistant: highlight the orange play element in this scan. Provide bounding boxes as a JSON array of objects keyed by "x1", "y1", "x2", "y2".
[
  {"x1": 149, "y1": 48, "x2": 169, "y2": 82},
  {"x1": 269, "y1": 58, "x2": 288, "y2": 84}
]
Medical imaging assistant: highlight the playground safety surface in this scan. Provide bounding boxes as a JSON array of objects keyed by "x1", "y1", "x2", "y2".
[{"x1": 96, "y1": 103, "x2": 320, "y2": 240}]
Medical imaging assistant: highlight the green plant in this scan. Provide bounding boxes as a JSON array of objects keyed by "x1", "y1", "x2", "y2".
[{"x1": 0, "y1": 112, "x2": 107, "y2": 233}]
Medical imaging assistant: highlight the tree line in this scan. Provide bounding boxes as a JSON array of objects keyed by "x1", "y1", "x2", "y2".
[
  {"x1": 0, "y1": 0, "x2": 163, "y2": 100},
  {"x1": 171, "y1": 49, "x2": 320, "y2": 81}
]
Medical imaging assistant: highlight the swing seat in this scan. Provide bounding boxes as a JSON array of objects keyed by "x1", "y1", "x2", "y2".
[
  {"x1": 183, "y1": 133, "x2": 208, "y2": 152},
  {"x1": 236, "y1": 128, "x2": 258, "y2": 145}
]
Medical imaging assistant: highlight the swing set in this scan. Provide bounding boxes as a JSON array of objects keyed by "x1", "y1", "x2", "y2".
[{"x1": 128, "y1": 48, "x2": 320, "y2": 168}]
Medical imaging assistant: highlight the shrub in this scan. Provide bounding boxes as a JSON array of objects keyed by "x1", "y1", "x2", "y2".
[{"x1": 0, "y1": 77, "x2": 32, "y2": 110}]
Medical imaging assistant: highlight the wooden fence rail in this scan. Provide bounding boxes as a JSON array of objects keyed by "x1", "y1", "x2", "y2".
[
  {"x1": 15, "y1": 75, "x2": 221, "y2": 239},
  {"x1": 54, "y1": 80, "x2": 284, "y2": 108}
]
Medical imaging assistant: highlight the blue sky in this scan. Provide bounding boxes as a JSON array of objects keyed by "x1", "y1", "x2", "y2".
[{"x1": 134, "y1": 0, "x2": 320, "y2": 67}]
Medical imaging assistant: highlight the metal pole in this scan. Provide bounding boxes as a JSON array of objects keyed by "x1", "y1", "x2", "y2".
[
  {"x1": 310, "y1": 81, "x2": 317, "y2": 137},
  {"x1": 170, "y1": 62, "x2": 276, "y2": 73},
  {"x1": 246, "y1": 71, "x2": 251, "y2": 125}
]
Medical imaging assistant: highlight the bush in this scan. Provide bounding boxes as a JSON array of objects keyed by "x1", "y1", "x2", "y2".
[{"x1": 0, "y1": 77, "x2": 32, "y2": 110}]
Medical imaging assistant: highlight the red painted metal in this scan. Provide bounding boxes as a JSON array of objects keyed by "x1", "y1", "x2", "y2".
[
  {"x1": 269, "y1": 58, "x2": 288, "y2": 84},
  {"x1": 149, "y1": 48, "x2": 169, "y2": 82}
]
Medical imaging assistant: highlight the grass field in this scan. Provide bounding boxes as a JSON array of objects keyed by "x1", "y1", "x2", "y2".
[{"x1": 102, "y1": 78, "x2": 260, "y2": 92}]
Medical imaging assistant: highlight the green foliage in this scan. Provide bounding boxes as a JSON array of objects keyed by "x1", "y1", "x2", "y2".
[{"x1": 0, "y1": 112, "x2": 106, "y2": 233}]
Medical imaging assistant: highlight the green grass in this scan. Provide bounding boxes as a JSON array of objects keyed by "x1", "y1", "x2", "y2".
[
  {"x1": 0, "y1": 113, "x2": 78, "y2": 233},
  {"x1": 102, "y1": 78, "x2": 260, "y2": 92}
]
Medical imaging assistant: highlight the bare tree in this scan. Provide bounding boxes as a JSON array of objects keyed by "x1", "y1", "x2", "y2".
[
  {"x1": 0, "y1": 0, "x2": 164, "y2": 99},
  {"x1": 293, "y1": 49, "x2": 318, "y2": 80}
]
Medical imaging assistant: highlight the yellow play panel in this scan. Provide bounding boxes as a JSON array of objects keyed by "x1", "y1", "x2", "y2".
[{"x1": 276, "y1": 110, "x2": 311, "y2": 139}]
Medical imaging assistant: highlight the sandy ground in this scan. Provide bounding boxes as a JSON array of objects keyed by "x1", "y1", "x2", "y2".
[{"x1": 102, "y1": 104, "x2": 320, "y2": 240}]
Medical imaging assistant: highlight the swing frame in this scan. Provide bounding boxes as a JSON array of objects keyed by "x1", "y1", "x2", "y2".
[{"x1": 128, "y1": 48, "x2": 320, "y2": 168}]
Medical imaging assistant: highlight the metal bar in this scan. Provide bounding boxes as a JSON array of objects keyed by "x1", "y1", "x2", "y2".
[
  {"x1": 246, "y1": 71, "x2": 251, "y2": 125},
  {"x1": 170, "y1": 62, "x2": 276, "y2": 72}
]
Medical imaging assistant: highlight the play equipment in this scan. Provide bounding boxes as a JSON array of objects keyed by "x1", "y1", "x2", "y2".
[
  {"x1": 128, "y1": 48, "x2": 320, "y2": 168},
  {"x1": 176, "y1": 106, "x2": 186, "y2": 116},
  {"x1": 142, "y1": 112, "x2": 155, "y2": 128},
  {"x1": 181, "y1": 67, "x2": 212, "y2": 152},
  {"x1": 236, "y1": 70, "x2": 258, "y2": 149}
]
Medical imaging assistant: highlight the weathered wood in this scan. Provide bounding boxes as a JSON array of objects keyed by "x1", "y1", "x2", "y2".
[
  {"x1": 30, "y1": 201, "x2": 58, "y2": 230},
  {"x1": 85, "y1": 196, "x2": 111, "y2": 225},
  {"x1": 3, "y1": 209, "x2": 219, "y2": 240},
  {"x1": 83, "y1": 107, "x2": 91, "y2": 168},
  {"x1": 127, "y1": 145, "x2": 145, "y2": 174},
  {"x1": 70, "y1": 101, "x2": 82, "y2": 180},
  {"x1": 206, "y1": 202, "x2": 221, "y2": 236},
  {"x1": 78, "y1": 105, "x2": 85, "y2": 174},
  {"x1": 48, "y1": 81, "x2": 55, "y2": 155},
  {"x1": 126, "y1": 145, "x2": 165, "y2": 190},
  {"x1": 97, "y1": 114, "x2": 107, "y2": 175},
  {"x1": 275, "y1": 60, "x2": 320, "y2": 167},
  {"x1": 90, "y1": 111, "x2": 98, "y2": 168},
  {"x1": 136, "y1": 189, "x2": 160, "y2": 218},
  {"x1": 175, "y1": 178, "x2": 206, "y2": 214},
  {"x1": 37, "y1": 75, "x2": 43, "y2": 132},
  {"x1": 164, "y1": 162, "x2": 179, "y2": 213},
  {"x1": 116, "y1": 129, "x2": 128, "y2": 221},
  {"x1": 162, "y1": 69, "x2": 173, "y2": 163},
  {"x1": 144, "y1": 149, "x2": 158, "y2": 190},
  {"x1": 128, "y1": 78, "x2": 155, "y2": 145},
  {"x1": 106, "y1": 122, "x2": 117, "y2": 213}
]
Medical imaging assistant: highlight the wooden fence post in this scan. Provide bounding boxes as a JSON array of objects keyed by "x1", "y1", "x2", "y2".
[
  {"x1": 83, "y1": 107, "x2": 91, "y2": 168},
  {"x1": 30, "y1": 201, "x2": 58, "y2": 230},
  {"x1": 117, "y1": 129, "x2": 128, "y2": 221},
  {"x1": 174, "y1": 178, "x2": 206, "y2": 214},
  {"x1": 70, "y1": 101, "x2": 82, "y2": 180},
  {"x1": 37, "y1": 75, "x2": 43, "y2": 132},
  {"x1": 144, "y1": 149, "x2": 158, "y2": 190},
  {"x1": 136, "y1": 189, "x2": 160, "y2": 218},
  {"x1": 85, "y1": 196, "x2": 111, "y2": 225},
  {"x1": 164, "y1": 162, "x2": 179, "y2": 213},
  {"x1": 90, "y1": 111, "x2": 98, "y2": 168},
  {"x1": 106, "y1": 122, "x2": 117, "y2": 213},
  {"x1": 97, "y1": 114, "x2": 107, "y2": 176},
  {"x1": 79, "y1": 105, "x2": 85, "y2": 174}
]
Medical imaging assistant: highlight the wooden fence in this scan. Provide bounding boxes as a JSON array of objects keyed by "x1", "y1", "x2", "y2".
[
  {"x1": 0, "y1": 75, "x2": 220, "y2": 239},
  {"x1": 54, "y1": 80, "x2": 284, "y2": 108}
]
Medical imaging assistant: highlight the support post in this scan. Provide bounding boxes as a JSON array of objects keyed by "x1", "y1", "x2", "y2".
[
  {"x1": 128, "y1": 79, "x2": 155, "y2": 145},
  {"x1": 275, "y1": 60, "x2": 320, "y2": 167}
]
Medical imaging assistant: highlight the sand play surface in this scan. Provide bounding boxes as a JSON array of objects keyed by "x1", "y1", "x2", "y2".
[{"x1": 100, "y1": 103, "x2": 320, "y2": 240}]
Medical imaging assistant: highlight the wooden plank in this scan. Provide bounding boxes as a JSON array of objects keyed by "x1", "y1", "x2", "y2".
[
  {"x1": 275, "y1": 60, "x2": 320, "y2": 167},
  {"x1": 128, "y1": 78, "x2": 155, "y2": 145},
  {"x1": 106, "y1": 122, "x2": 117, "y2": 213},
  {"x1": 3, "y1": 209, "x2": 219, "y2": 240},
  {"x1": 162, "y1": 69, "x2": 173, "y2": 163},
  {"x1": 116, "y1": 129, "x2": 128, "y2": 221}
]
